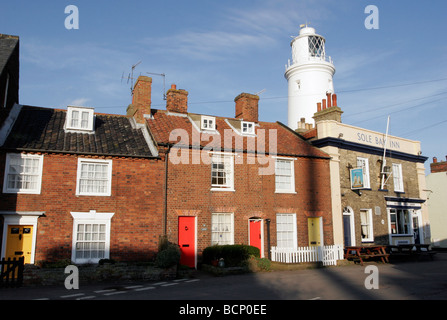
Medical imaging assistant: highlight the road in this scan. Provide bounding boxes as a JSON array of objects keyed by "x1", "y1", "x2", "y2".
[{"x1": 0, "y1": 253, "x2": 446, "y2": 317}]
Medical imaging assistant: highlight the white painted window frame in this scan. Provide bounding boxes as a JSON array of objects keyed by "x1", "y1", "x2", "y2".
[
  {"x1": 210, "y1": 153, "x2": 234, "y2": 191},
  {"x1": 76, "y1": 158, "x2": 112, "y2": 196},
  {"x1": 211, "y1": 212, "x2": 234, "y2": 245},
  {"x1": 70, "y1": 210, "x2": 114, "y2": 264},
  {"x1": 201, "y1": 115, "x2": 216, "y2": 131},
  {"x1": 3, "y1": 153, "x2": 44, "y2": 194},
  {"x1": 241, "y1": 121, "x2": 255, "y2": 135},
  {"x1": 360, "y1": 208, "x2": 374, "y2": 242},
  {"x1": 65, "y1": 106, "x2": 95, "y2": 132},
  {"x1": 392, "y1": 163, "x2": 404, "y2": 192},
  {"x1": 276, "y1": 213, "x2": 297, "y2": 249},
  {"x1": 274, "y1": 157, "x2": 296, "y2": 194}
]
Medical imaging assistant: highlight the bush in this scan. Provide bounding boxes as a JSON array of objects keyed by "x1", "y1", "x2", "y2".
[
  {"x1": 246, "y1": 256, "x2": 271, "y2": 272},
  {"x1": 202, "y1": 245, "x2": 260, "y2": 267},
  {"x1": 155, "y1": 237, "x2": 181, "y2": 269}
]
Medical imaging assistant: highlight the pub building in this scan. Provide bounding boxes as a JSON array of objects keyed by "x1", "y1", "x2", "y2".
[{"x1": 286, "y1": 26, "x2": 430, "y2": 248}]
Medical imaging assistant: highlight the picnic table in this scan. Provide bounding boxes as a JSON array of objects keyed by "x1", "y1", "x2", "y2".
[
  {"x1": 344, "y1": 245, "x2": 390, "y2": 266},
  {"x1": 387, "y1": 244, "x2": 436, "y2": 260}
]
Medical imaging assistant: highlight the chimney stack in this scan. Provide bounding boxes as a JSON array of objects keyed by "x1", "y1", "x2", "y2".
[
  {"x1": 127, "y1": 76, "x2": 152, "y2": 124},
  {"x1": 234, "y1": 93, "x2": 259, "y2": 122},
  {"x1": 430, "y1": 156, "x2": 447, "y2": 173},
  {"x1": 166, "y1": 84, "x2": 188, "y2": 113},
  {"x1": 312, "y1": 92, "x2": 343, "y2": 124}
]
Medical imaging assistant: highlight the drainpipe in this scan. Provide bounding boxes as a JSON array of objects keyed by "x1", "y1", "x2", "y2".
[
  {"x1": 163, "y1": 144, "x2": 172, "y2": 237},
  {"x1": 266, "y1": 219, "x2": 271, "y2": 260}
]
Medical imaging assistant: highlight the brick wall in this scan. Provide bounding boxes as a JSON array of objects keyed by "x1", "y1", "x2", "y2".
[
  {"x1": 165, "y1": 148, "x2": 333, "y2": 260},
  {"x1": 0, "y1": 152, "x2": 164, "y2": 263}
]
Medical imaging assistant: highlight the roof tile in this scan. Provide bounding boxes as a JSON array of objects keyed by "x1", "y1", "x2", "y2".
[
  {"x1": 2, "y1": 106, "x2": 154, "y2": 157},
  {"x1": 147, "y1": 109, "x2": 329, "y2": 158}
]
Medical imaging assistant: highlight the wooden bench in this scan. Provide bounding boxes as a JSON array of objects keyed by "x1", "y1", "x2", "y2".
[
  {"x1": 388, "y1": 244, "x2": 436, "y2": 261},
  {"x1": 345, "y1": 245, "x2": 390, "y2": 266}
]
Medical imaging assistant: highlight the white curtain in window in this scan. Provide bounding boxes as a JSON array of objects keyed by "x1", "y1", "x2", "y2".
[
  {"x1": 211, "y1": 213, "x2": 234, "y2": 245},
  {"x1": 360, "y1": 210, "x2": 370, "y2": 240}
]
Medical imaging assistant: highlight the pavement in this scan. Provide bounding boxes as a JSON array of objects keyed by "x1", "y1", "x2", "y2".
[{"x1": 0, "y1": 252, "x2": 446, "y2": 302}]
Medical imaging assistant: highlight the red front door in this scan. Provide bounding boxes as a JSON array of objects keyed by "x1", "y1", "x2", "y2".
[
  {"x1": 249, "y1": 219, "x2": 263, "y2": 257},
  {"x1": 178, "y1": 217, "x2": 196, "y2": 268}
]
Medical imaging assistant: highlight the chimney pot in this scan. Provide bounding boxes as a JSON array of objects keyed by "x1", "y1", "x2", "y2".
[
  {"x1": 317, "y1": 102, "x2": 322, "y2": 112},
  {"x1": 326, "y1": 93, "x2": 332, "y2": 108},
  {"x1": 433, "y1": 157, "x2": 438, "y2": 163},
  {"x1": 322, "y1": 99, "x2": 326, "y2": 110},
  {"x1": 332, "y1": 94, "x2": 337, "y2": 107}
]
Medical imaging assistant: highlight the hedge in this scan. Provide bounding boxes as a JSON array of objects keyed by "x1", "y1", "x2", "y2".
[{"x1": 202, "y1": 245, "x2": 260, "y2": 267}]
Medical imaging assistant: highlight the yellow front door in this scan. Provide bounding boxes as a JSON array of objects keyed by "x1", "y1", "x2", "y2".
[
  {"x1": 308, "y1": 218, "x2": 321, "y2": 247},
  {"x1": 6, "y1": 225, "x2": 33, "y2": 264}
]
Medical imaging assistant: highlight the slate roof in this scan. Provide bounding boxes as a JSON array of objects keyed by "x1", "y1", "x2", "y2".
[
  {"x1": 147, "y1": 109, "x2": 329, "y2": 159},
  {"x1": 2, "y1": 105, "x2": 155, "y2": 158},
  {"x1": 0, "y1": 34, "x2": 19, "y2": 74}
]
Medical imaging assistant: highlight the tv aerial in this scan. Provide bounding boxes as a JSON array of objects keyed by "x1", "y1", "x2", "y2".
[
  {"x1": 255, "y1": 89, "x2": 266, "y2": 96},
  {"x1": 147, "y1": 72, "x2": 167, "y2": 100},
  {"x1": 122, "y1": 61, "x2": 167, "y2": 100},
  {"x1": 122, "y1": 60, "x2": 142, "y2": 95}
]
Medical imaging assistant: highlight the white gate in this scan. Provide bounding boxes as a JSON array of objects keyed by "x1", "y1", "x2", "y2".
[{"x1": 271, "y1": 245, "x2": 344, "y2": 266}]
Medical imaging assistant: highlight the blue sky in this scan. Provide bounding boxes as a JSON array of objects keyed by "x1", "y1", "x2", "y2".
[{"x1": 1, "y1": 0, "x2": 446, "y2": 173}]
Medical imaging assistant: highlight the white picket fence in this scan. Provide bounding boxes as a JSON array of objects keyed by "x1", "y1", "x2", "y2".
[{"x1": 271, "y1": 244, "x2": 344, "y2": 266}]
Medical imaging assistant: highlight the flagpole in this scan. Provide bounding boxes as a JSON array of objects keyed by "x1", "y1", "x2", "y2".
[{"x1": 381, "y1": 116, "x2": 390, "y2": 190}]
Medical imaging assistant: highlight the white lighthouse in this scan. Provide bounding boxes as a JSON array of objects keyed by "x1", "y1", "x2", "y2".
[{"x1": 285, "y1": 25, "x2": 336, "y2": 129}]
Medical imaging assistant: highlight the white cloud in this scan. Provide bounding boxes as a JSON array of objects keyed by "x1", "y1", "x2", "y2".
[
  {"x1": 140, "y1": 1, "x2": 330, "y2": 62},
  {"x1": 68, "y1": 97, "x2": 90, "y2": 106}
]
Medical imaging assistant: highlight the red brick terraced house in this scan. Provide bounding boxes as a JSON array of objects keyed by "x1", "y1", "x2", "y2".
[
  {"x1": 127, "y1": 76, "x2": 334, "y2": 268},
  {"x1": 0, "y1": 104, "x2": 164, "y2": 265}
]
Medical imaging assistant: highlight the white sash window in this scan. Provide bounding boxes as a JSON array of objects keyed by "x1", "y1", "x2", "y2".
[
  {"x1": 211, "y1": 153, "x2": 234, "y2": 191},
  {"x1": 3, "y1": 153, "x2": 44, "y2": 194},
  {"x1": 211, "y1": 213, "x2": 234, "y2": 245},
  {"x1": 276, "y1": 213, "x2": 297, "y2": 249},
  {"x1": 392, "y1": 163, "x2": 404, "y2": 192},
  {"x1": 76, "y1": 158, "x2": 112, "y2": 196}
]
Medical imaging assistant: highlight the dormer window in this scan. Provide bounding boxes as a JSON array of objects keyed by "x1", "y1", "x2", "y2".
[
  {"x1": 66, "y1": 106, "x2": 95, "y2": 132},
  {"x1": 241, "y1": 121, "x2": 255, "y2": 135},
  {"x1": 201, "y1": 116, "x2": 216, "y2": 131}
]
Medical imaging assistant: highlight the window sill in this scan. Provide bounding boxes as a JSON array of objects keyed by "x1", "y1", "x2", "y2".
[
  {"x1": 275, "y1": 190, "x2": 297, "y2": 194},
  {"x1": 3, "y1": 189, "x2": 41, "y2": 195},
  {"x1": 210, "y1": 188, "x2": 235, "y2": 192},
  {"x1": 76, "y1": 193, "x2": 112, "y2": 197}
]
